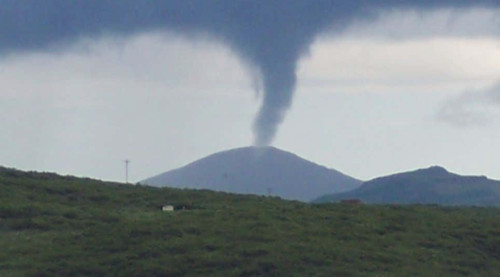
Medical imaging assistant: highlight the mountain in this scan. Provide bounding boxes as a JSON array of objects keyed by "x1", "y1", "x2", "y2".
[
  {"x1": 142, "y1": 146, "x2": 362, "y2": 201},
  {"x1": 314, "y1": 166, "x2": 500, "y2": 206}
]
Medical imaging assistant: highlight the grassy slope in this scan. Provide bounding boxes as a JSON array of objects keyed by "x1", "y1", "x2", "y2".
[{"x1": 1, "y1": 167, "x2": 500, "y2": 276}]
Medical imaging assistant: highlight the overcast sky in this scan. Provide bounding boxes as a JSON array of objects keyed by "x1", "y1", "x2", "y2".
[{"x1": 2, "y1": 2, "x2": 500, "y2": 182}]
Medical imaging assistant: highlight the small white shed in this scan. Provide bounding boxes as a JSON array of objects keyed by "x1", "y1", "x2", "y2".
[{"x1": 162, "y1": 205, "x2": 174, "y2": 212}]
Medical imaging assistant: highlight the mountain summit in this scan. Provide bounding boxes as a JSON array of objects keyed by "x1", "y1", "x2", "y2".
[
  {"x1": 142, "y1": 147, "x2": 361, "y2": 201},
  {"x1": 314, "y1": 166, "x2": 500, "y2": 206}
]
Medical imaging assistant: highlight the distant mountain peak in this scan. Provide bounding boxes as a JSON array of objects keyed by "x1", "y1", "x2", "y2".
[
  {"x1": 142, "y1": 146, "x2": 362, "y2": 201},
  {"x1": 315, "y1": 166, "x2": 500, "y2": 206},
  {"x1": 410, "y1": 166, "x2": 450, "y2": 177},
  {"x1": 210, "y1": 146, "x2": 296, "y2": 160},
  {"x1": 426, "y1": 165, "x2": 447, "y2": 172},
  {"x1": 420, "y1": 166, "x2": 448, "y2": 173}
]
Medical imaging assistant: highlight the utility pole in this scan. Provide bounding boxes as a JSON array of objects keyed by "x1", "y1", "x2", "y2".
[{"x1": 124, "y1": 159, "x2": 130, "y2": 184}]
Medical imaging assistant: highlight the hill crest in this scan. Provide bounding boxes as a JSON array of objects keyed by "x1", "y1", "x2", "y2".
[
  {"x1": 142, "y1": 146, "x2": 361, "y2": 201},
  {"x1": 314, "y1": 166, "x2": 500, "y2": 206}
]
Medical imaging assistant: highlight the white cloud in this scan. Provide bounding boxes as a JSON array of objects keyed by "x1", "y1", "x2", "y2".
[
  {"x1": 299, "y1": 37, "x2": 500, "y2": 94},
  {"x1": 2, "y1": 32, "x2": 251, "y2": 96},
  {"x1": 342, "y1": 8, "x2": 500, "y2": 39}
]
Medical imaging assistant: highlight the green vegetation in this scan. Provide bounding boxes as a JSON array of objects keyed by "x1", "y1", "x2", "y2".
[{"x1": 1, "y1": 166, "x2": 500, "y2": 276}]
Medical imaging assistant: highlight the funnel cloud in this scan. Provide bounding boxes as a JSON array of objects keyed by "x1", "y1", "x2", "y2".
[{"x1": 1, "y1": 0, "x2": 499, "y2": 145}]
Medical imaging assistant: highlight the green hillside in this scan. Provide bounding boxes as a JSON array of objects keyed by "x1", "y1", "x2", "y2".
[{"x1": 2, "y1": 166, "x2": 500, "y2": 276}]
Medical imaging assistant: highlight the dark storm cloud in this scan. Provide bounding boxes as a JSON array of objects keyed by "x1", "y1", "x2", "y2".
[{"x1": 1, "y1": 0, "x2": 499, "y2": 145}]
